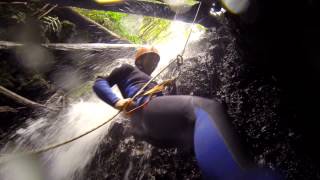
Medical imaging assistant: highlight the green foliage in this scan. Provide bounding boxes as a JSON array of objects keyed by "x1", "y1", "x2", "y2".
[
  {"x1": 185, "y1": 0, "x2": 198, "y2": 6},
  {"x1": 58, "y1": 20, "x2": 76, "y2": 42},
  {"x1": 139, "y1": 0, "x2": 165, "y2": 4},
  {"x1": 140, "y1": 0, "x2": 197, "y2": 6},
  {"x1": 41, "y1": 16, "x2": 77, "y2": 42},
  {"x1": 74, "y1": 8, "x2": 171, "y2": 44},
  {"x1": 139, "y1": 16, "x2": 170, "y2": 44},
  {"x1": 41, "y1": 16, "x2": 62, "y2": 33}
]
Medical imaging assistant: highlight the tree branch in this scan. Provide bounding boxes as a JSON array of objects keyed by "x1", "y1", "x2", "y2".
[
  {"x1": 0, "y1": 85, "x2": 58, "y2": 111},
  {"x1": 0, "y1": 2, "x2": 27, "y2": 5},
  {"x1": 65, "y1": 7, "x2": 123, "y2": 40},
  {"x1": 38, "y1": 4, "x2": 58, "y2": 19},
  {"x1": 0, "y1": 41, "x2": 142, "y2": 51},
  {"x1": 0, "y1": 106, "x2": 18, "y2": 113}
]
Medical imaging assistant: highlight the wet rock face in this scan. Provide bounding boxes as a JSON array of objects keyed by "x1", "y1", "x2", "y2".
[
  {"x1": 83, "y1": 120, "x2": 201, "y2": 180},
  {"x1": 220, "y1": 0, "x2": 320, "y2": 179}
]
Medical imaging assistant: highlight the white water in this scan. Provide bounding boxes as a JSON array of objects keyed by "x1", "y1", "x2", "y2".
[{"x1": 0, "y1": 95, "x2": 119, "y2": 180}]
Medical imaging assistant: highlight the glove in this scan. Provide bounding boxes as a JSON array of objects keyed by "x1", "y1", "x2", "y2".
[{"x1": 114, "y1": 98, "x2": 133, "y2": 110}]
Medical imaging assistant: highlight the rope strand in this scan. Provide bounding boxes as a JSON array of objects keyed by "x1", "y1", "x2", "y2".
[{"x1": 181, "y1": 2, "x2": 202, "y2": 56}]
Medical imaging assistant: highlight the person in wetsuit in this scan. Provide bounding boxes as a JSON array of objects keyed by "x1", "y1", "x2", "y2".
[{"x1": 93, "y1": 47, "x2": 281, "y2": 179}]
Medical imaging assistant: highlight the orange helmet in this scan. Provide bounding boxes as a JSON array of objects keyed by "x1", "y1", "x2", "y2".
[{"x1": 135, "y1": 47, "x2": 160, "y2": 65}]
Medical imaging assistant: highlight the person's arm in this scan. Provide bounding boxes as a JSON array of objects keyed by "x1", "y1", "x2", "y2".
[
  {"x1": 93, "y1": 64, "x2": 134, "y2": 109},
  {"x1": 93, "y1": 78, "x2": 120, "y2": 107}
]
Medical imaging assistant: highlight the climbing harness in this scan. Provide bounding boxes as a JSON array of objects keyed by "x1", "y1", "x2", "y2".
[
  {"x1": 143, "y1": 79, "x2": 176, "y2": 96},
  {"x1": 0, "y1": 2, "x2": 202, "y2": 164},
  {"x1": 124, "y1": 79, "x2": 176, "y2": 115}
]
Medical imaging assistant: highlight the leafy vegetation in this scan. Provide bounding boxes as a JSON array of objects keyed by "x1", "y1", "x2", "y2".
[
  {"x1": 141, "y1": 0, "x2": 198, "y2": 6},
  {"x1": 74, "y1": 8, "x2": 171, "y2": 44},
  {"x1": 0, "y1": 3, "x2": 75, "y2": 43}
]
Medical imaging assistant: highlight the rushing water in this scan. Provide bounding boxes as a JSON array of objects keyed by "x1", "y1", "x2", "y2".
[{"x1": 0, "y1": 95, "x2": 120, "y2": 180}]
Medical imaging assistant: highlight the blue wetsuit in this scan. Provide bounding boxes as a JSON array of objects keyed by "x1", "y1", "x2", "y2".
[
  {"x1": 93, "y1": 63, "x2": 159, "y2": 107},
  {"x1": 93, "y1": 64, "x2": 280, "y2": 180}
]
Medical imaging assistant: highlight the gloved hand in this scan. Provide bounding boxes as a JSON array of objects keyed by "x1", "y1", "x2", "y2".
[
  {"x1": 96, "y1": 75, "x2": 106, "y2": 79},
  {"x1": 114, "y1": 98, "x2": 133, "y2": 110}
]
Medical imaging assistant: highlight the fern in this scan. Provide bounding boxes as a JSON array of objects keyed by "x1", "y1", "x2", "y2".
[
  {"x1": 11, "y1": 11, "x2": 26, "y2": 24},
  {"x1": 41, "y1": 16, "x2": 62, "y2": 33}
]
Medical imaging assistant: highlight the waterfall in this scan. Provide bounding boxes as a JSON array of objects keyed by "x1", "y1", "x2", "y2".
[{"x1": 0, "y1": 20, "x2": 205, "y2": 180}]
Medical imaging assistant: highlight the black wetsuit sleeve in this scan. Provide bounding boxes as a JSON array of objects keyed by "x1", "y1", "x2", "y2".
[
  {"x1": 93, "y1": 64, "x2": 134, "y2": 106},
  {"x1": 106, "y1": 64, "x2": 135, "y2": 86}
]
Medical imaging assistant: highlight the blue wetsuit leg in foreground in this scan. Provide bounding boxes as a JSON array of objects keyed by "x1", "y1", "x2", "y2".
[{"x1": 130, "y1": 95, "x2": 281, "y2": 180}]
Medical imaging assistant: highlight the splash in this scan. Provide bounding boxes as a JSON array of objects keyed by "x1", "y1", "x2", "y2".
[
  {"x1": 153, "y1": 21, "x2": 205, "y2": 75},
  {"x1": 0, "y1": 95, "x2": 119, "y2": 180},
  {"x1": 50, "y1": 66, "x2": 82, "y2": 91}
]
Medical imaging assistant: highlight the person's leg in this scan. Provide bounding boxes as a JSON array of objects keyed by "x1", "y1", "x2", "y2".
[
  {"x1": 132, "y1": 95, "x2": 280, "y2": 179},
  {"x1": 192, "y1": 98, "x2": 282, "y2": 179},
  {"x1": 191, "y1": 96, "x2": 253, "y2": 170},
  {"x1": 137, "y1": 95, "x2": 196, "y2": 149},
  {"x1": 193, "y1": 106, "x2": 243, "y2": 179},
  {"x1": 139, "y1": 95, "x2": 250, "y2": 166}
]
